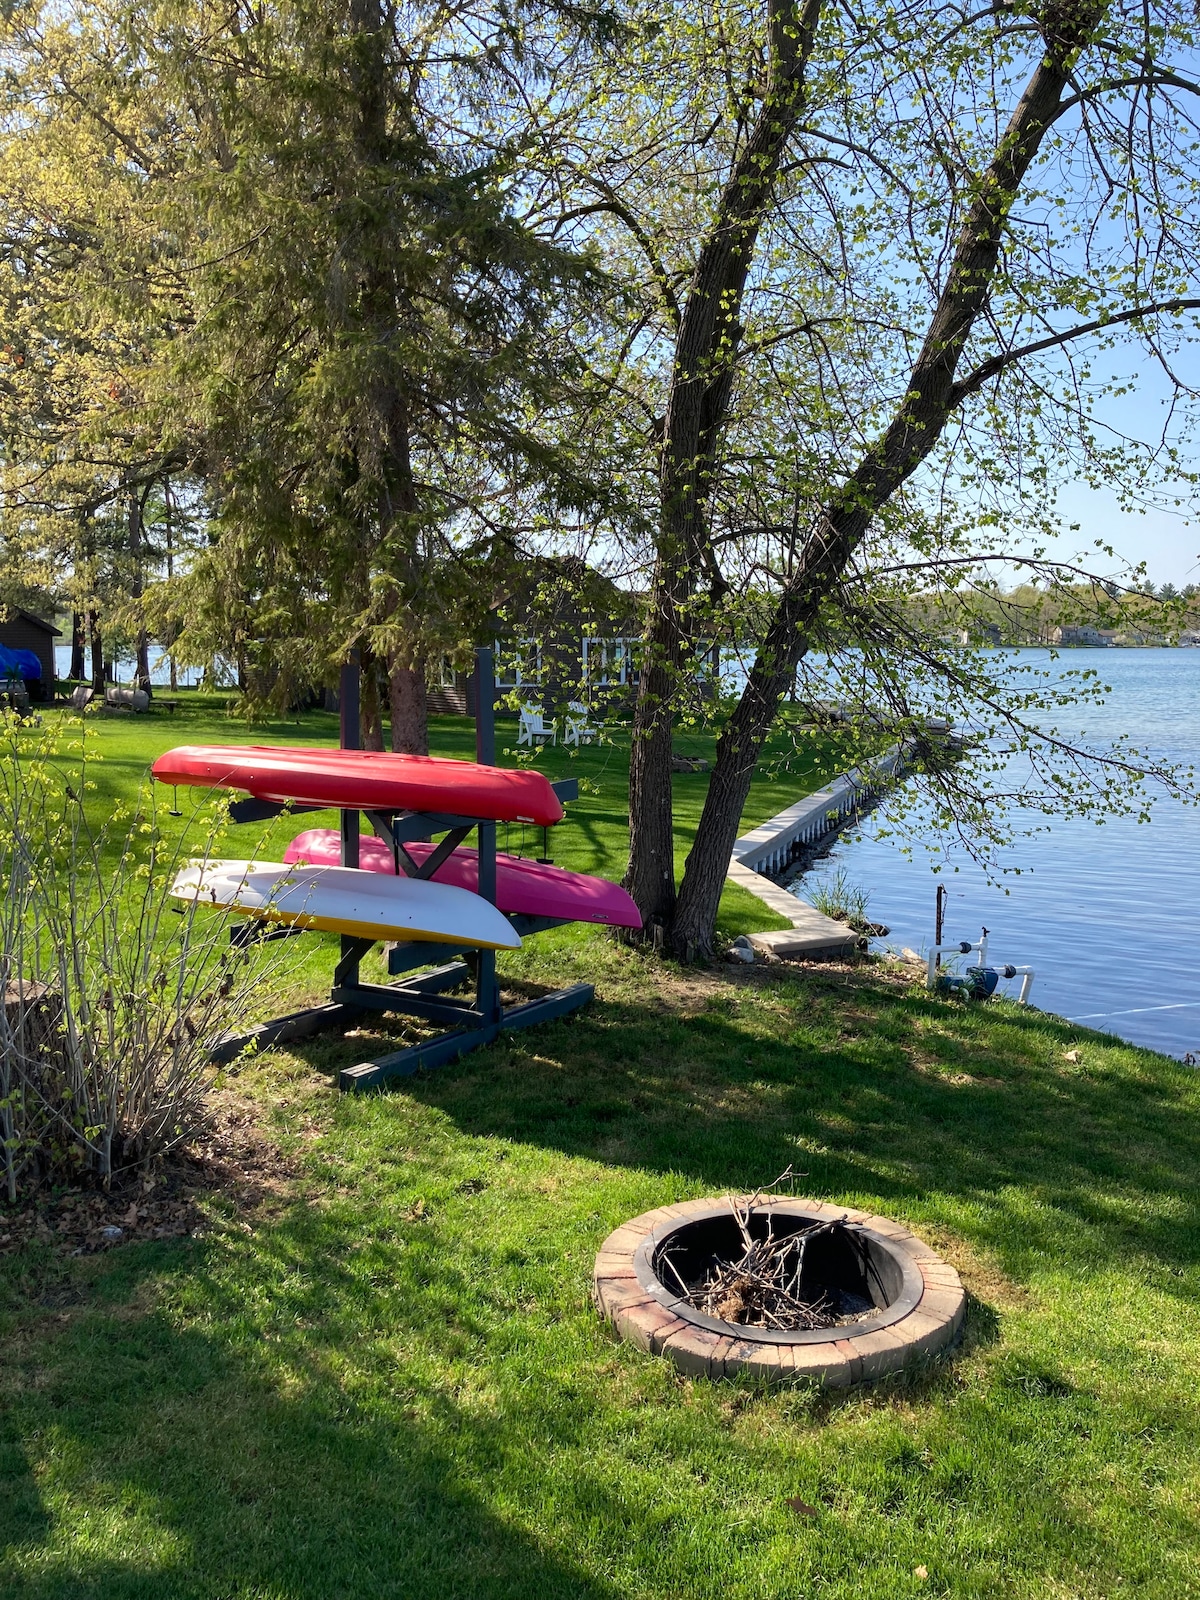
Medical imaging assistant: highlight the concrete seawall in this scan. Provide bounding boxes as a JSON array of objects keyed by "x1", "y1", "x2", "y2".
[{"x1": 727, "y1": 745, "x2": 907, "y2": 959}]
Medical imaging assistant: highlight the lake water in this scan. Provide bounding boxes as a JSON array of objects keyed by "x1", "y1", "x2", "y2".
[
  {"x1": 792, "y1": 649, "x2": 1200, "y2": 1058},
  {"x1": 54, "y1": 644, "x2": 209, "y2": 688}
]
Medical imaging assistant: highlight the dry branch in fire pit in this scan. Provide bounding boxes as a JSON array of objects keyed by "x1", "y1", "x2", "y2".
[{"x1": 659, "y1": 1193, "x2": 880, "y2": 1331}]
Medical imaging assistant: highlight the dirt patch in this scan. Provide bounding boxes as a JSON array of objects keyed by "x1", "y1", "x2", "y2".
[
  {"x1": 0, "y1": 1091, "x2": 298, "y2": 1259},
  {"x1": 913, "y1": 1225, "x2": 1030, "y2": 1310},
  {"x1": 908, "y1": 1059, "x2": 1008, "y2": 1088},
  {"x1": 619, "y1": 955, "x2": 910, "y2": 1018}
]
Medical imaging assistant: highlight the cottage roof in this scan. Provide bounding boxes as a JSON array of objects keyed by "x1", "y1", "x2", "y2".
[{"x1": 2, "y1": 608, "x2": 61, "y2": 636}]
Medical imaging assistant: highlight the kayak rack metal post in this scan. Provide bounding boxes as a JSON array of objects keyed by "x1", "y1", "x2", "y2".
[{"x1": 212, "y1": 643, "x2": 593, "y2": 1088}]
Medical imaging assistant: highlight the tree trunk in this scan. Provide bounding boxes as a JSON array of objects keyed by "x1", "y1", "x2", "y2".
[
  {"x1": 624, "y1": 0, "x2": 824, "y2": 930},
  {"x1": 164, "y1": 482, "x2": 178, "y2": 689},
  {"x1": 69, "y1": 612, "x2": 85, "y2": 680},
  {"x1": 670, "y1": 12, "x2": 1098, "y2": 956},
  {"x1": 389, "y1": 655, "x2": 428, "y2": 755},
  {"x1": 673, "y1": 638, "x2": 802, "y2": 956},
  {"x1": 348, "y1": 0, "x2": 428, "y2": 748},
  {"x1": 625, "y1": 580, "x2": 683, "y2": 930},
  {"x1": 360, "y1": 650, "x2": 385, "y2": 750},
  {"x1": 88, "y1": 613, "x2": 104, "y2": 692},
  {"x1": 128, "y1": 491, "x2": 152, "y2": 697}
]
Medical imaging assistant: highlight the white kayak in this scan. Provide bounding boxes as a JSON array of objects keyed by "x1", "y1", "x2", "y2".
[{"x1": 170, "y1": 859, "x2": 522, "y2": 951}]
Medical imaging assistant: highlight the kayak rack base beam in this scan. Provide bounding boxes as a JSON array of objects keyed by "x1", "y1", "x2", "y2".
[
  {"x1": 329, "y1": 980, "x2": 482, "y2": 1027},
  {"x1": 387, "y1": 942, "x2": 472, "y2": 976},
  {"x1": 338, "y1": 982, "x2": 595, "y2": 1091},
  {"x1": 210, "y1": 1002, "x2": 358, "y2": 1064}
]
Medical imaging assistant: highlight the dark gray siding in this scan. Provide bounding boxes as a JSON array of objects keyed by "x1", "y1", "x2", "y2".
[{"x1": 0, "y1": 612, "x2": 59, "y2": 691}]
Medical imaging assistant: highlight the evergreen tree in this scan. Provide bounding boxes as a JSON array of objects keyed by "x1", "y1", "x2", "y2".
[{"x1": 0, "y1": 0, "x2": 613, "y2": 737}]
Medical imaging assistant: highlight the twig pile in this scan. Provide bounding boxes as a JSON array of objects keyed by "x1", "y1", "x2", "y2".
[{"x1": 660, "y1": 1192, "x2": 875, "y2": 1332}]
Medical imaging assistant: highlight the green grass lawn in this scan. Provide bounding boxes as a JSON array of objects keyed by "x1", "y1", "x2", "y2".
[{"x1": 3, "y1": 703, "x2": 1200, "y2": 1598}]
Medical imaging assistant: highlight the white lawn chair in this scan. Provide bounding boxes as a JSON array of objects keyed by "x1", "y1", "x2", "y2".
[
  {"x1": 563, "y1": 701, "x2": 599, "y2": 747},
  {"x1": 517, "y1": 703, "x2": 556, "y2": 747}
]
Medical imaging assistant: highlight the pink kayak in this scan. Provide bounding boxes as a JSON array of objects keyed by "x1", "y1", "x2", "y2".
[{"x1": 284, "y1": 828, "x2": 642, "y2": 929}]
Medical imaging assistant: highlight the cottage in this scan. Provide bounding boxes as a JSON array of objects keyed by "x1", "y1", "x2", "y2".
[
  {"x1": 427, "y1": 559, "x2": 646, "y2": 717},
  {"x1": 1051, "y1": 624, "x2": 1111, "y2": 647},
  {"x1": 0, "y1": 609, "x2": 60, "y2": 697}
]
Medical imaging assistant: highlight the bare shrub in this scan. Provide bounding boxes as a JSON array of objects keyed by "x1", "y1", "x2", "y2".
[{"x1": 0, "y1": 718, "x2": 285, "y2": 1200}]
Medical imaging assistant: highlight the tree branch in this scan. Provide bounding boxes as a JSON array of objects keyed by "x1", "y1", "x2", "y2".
[
  {"x1": 951, "y1": 298, "x2": 1200, "y2": 404},
  {"x1": 555, "y1": 193, "x2": 682, "y2": 330}
]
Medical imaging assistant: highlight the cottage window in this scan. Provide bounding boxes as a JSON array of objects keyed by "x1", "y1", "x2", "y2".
[
  {"x1": 494, "y1": 637, "x2": 541, "y2": 688},
  {"x1": 582, "y1": 637, "x2": 632, "y2": 686}
]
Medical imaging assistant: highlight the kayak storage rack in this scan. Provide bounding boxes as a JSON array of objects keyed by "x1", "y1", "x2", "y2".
[{"x1": 209, "y1": 646, "x2": 594, "y2": 1090}]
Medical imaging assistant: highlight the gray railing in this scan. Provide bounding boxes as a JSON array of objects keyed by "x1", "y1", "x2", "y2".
[{"x1": 731, "y1": 745, "x2": 907, "y2": 880}]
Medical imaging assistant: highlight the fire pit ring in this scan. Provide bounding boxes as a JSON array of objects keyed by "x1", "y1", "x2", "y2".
[{"x1": 594, "y1": 1198, "x2": 965, "y2": 1386}]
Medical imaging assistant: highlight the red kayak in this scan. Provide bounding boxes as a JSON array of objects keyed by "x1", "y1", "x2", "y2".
[
  {"x1": 151, "y1": 745, "x2": 564, "y2": 827},
  {"x1": 284, "y1": 828, "x2": 642, "y2": 929}
]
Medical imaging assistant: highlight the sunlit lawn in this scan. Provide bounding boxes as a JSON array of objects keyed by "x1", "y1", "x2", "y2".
[{"x1": 3, "y1": 698, "x2": 1199, "y2": 1597}]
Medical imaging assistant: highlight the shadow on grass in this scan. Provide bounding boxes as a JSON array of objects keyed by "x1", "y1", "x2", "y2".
[
  {"x1": 0, "y1": 1269, "x2": 619, "y2": 1600},
  {"x1": 0, "y1": 1191, "x2": 1148, "y2": 1600},
  {"x1": 7, "y1": 961, "x2": 1199, "y2": 1596},
  {"x1": 320, "y1": 963, "x2": 1200, "y2": 1286},
  {"x1": 0, "y1": 1411, "x2": 50, "y2": 1559}
]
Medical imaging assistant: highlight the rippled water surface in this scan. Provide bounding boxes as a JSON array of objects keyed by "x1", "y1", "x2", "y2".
[{"x1": 793, "y1": 649, "x2": 1200, "y2": 1058}]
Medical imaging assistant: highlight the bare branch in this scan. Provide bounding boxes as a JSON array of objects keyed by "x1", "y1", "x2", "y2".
[{"x1": 951, "y1": 298, "x2": 1200, "y2": 404}]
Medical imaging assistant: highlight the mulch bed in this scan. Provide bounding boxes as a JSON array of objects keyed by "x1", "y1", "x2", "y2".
[{"x1": 0, "y1": 1096, "x2": 297, "y2": 1258}]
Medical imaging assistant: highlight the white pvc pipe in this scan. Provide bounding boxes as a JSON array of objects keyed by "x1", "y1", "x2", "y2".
[
  {"x1": 1011, "y1": 967, "x2": 1035, "y2": 1004},
  {"x1": 926, "y1": 940, "x2": 981, "y2": 987},
  {"x1": 925, "y1": 943, "x2": 1035, "y2": 1004}
]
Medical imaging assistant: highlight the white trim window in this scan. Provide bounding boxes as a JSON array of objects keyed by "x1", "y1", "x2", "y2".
[
  {"x1": 494, "y1": 636, "x2": 542, "y2": 688},
  {"x1": 582, "y1": 636, "x2": 637, "y2": 687}
]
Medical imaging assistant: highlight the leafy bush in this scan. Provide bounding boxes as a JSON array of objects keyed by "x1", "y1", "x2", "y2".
[{"x1": 0, "y1": 720, "x2": 279, "y2": 1200}]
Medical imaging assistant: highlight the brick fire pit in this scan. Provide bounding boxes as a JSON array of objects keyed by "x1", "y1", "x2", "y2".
[{"x1": 594, "y1": 1198, "x2": 966, "y2": 1386}]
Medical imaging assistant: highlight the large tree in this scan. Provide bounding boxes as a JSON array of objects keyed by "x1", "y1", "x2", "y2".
[
  {"x1": 0, "y1": 0, "x2": 615, "y2": 731},
  {"x1": 551, "y1": 0, "x2": 1200, "y2": 951}
]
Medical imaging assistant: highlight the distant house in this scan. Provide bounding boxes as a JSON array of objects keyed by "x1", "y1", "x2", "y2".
[
  {"x1": 427, "y1": 560, "x2": 647, "y2": 717},
  {"x1": 957, "y1": 623, "x2": 1002, "y2": 647},
  {"x1": 0, "y1": 608, "x2": 61, "y2": 696},
  {"x1": 1051, "y1": 625, "x2": 1110, "y2": 646}
]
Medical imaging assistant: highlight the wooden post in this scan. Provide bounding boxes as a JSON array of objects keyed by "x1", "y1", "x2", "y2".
[
  {"x1": 339, "y1": 651, "x2": 361, "y2": 868},
  {"x1": 339, "y1": 651, "x2": 362, "y2": 989},
  {"x1": 474, "y1": 647, "x2": 500, "y2": 1024},
  {"x1": 934, "y1": 884, "x2": 947, "y2": 971},
  {"x1": 1, "y1": 980, "x2": 62, "y2": 1202}
]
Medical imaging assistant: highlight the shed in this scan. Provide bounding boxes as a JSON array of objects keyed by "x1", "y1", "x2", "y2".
[{"x1": 0, "y1": 609, "x2": 61, "y2": 697}]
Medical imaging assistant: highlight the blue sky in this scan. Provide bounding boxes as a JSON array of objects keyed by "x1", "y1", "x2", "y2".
[
  {"x1": 1033, "y1": 336, "x2": 1200, "y2": 587},
  {"x1": 1057, "y1": 481, "x2": 1199, "y2": 587}
]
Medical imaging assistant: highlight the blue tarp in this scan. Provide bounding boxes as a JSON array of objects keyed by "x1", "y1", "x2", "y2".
[{"x1": 0, "y1": 644, "x2": 42, "y2": 681}]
